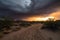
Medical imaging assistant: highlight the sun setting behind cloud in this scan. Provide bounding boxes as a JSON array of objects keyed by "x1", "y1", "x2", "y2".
[
  {"x1": 22, "y1": 10, "x2": 60, "y2": 21},
  {"x1": 23, "y1": 16, "x2": 54, "y2": 21},
  {"x1": 49, "y1": 10, "x2": 60, "y2": 20}
]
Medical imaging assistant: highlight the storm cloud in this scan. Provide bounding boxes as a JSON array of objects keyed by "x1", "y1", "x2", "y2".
[{"x1": 0, "y1": 0, "x2": 60, "y2": 19}]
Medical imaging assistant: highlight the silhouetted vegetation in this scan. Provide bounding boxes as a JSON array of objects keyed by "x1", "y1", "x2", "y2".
[
  {"x1": 0, "y1": 16, "x2": 14, "y2": 32},
  {"x1": 0, "y1": 16, "x2": 60, "y2": 38},
  {"x1": 41, "y1": 18, "x2": 60, "y2": 31},
  {"x1": 20, "y1": 22, "x2": 31, "y2": 27}
]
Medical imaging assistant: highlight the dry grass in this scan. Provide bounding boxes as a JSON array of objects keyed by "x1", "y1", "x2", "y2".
[{"x1": 0, "y1": 24, "x2": 60, "y2": 40}]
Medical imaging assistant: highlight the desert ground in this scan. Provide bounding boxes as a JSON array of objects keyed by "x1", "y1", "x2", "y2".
[{"x1": 0, "y1": 24, "x2": 60, "y2": 40}]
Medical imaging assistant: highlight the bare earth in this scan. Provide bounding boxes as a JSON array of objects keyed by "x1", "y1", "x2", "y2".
[{"x1": 0, "y1": 24, "x2": 60, "y2": 40}]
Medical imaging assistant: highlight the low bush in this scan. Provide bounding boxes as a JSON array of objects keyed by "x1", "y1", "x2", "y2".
[
  {"x1": 41, "y1": 18, "x2": 60, "y2": 31},
  {"x1": 20, "y1": 22, "x2": 31, "y2": 27}
]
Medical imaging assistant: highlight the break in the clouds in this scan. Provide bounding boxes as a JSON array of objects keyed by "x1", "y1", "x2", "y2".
[{"x1": 0, "y1": 0, "x2": 60, "y2": 19}]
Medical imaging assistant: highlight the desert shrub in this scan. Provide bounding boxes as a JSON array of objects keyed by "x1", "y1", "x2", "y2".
[
  {"x1": 54, "y1": 20, "x2": 60, "y2": 30},
  {"x1": 0, "y1": 32, "x2": 3, "y2": 38},
  {"x1": 20, "y1": 22, "x2": 31, "y2": 27},
  {"x1": 43, "y1": 21, "x2": 58, "y2": 31},
  {"x1": 41, "y1": 18, "x2": 59, "y2": 31},
  {"x1": 0, "y1": 16, "x2": 14, "y2": 32}
]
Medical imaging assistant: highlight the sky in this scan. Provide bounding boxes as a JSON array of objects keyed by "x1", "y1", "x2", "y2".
[{"x1": 0, "y1": 0, "x2": 60, "y2": 21}]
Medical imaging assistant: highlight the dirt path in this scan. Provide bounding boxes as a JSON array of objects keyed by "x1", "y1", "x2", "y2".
[{"x1": 0, "y1": 24, "x2": 60, "y2": 40}]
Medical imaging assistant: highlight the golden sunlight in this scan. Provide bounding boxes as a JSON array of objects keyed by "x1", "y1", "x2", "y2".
[
  {"x1": 23, "y1": 10, "x2": 60, "y2": 21},
  {"x1": 24, "y1": 16, "x2": 54, "y2": 21},
  {"x1": 49, "y1": 10, "x2": 60, "y2": 20}
]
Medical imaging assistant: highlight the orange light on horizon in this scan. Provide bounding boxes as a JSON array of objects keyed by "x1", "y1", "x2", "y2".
[
  {"x1": 49, "y1": 10, "x2": 60, "y2": 20},
  {"x1": 23, "y1": 16, "x2": 55, "y2": 21},
  {"x1": 22, "y1": 10, "x2": 60, "y2": 21}
]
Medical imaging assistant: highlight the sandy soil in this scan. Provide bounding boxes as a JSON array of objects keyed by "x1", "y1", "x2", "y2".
[{"x1": 0, "y1": 24, "x2": 60, "y2": 40}]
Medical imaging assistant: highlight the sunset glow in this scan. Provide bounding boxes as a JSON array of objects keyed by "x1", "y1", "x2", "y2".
[
  {"x1": 49, "y1": 10, "x2": 60, "y2": 20},
  {"x1": 23, "y1": 10, "x2": 60, "y2": 21},
  {"x1": 23, "y1": 16, "x2": 54, "y2": 21}
]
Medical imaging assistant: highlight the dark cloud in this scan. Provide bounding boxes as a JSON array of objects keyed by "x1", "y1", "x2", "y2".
[
  {"x1": 0, "y1": 0, "x2": 31, "y2": 12},
  {"x1": 30, "y1": 0, "x2": 60, "y2": 13},
  {"x1": 0, "y1": 0, "x2": 60, "y2": 19}
]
